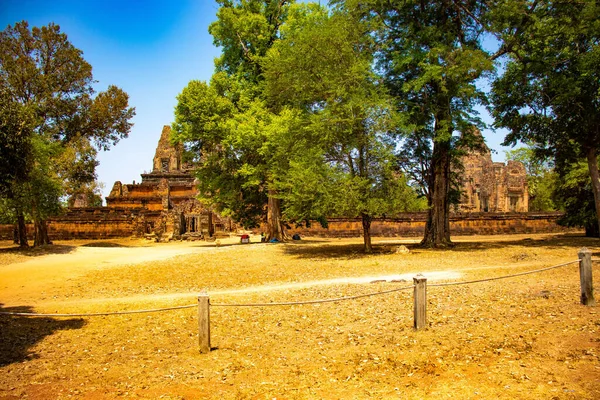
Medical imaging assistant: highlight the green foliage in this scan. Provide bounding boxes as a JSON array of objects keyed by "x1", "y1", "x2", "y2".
[
  {"x1": 491, "y1": 0, "x2": 600, "y2": 231},
  {"x1": 0, "y1": 88, "x2": 33, "y2": 196},
  {"x1": 174, "y1": 1, "x2": 295, "y2": 234},
  {"x1": 339, "y1": 0, "x2": 494, "y2": 246},
  {"x1": 553, "y1": 161, "x2": 598, "y2": 237},
  {"x1": 209, "y1": 0, "x2": 291, "y2": 83},
  {"x1": 173, "y1": 77, "x2": 273, "y2": 227},
  {"x1": 491, "y1": 1, "x2": 600, "y2": 161},
  {"x1": 0, "y1": 21, "x2": 135, "y2": 244},
  {"x1": 262, "y1": 3, "x2": 424, "y2": 251}
]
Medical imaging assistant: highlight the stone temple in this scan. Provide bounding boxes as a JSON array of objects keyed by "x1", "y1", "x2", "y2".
[
  {"x1": 0, "y1": 125, "x2": 570, "y2": 241},
  {"x1": 457, "y1": 138, "x2": 529, "y2": 213},
  {"x1": 105, "y1": 125, "x2": 234, "y2": 239}
]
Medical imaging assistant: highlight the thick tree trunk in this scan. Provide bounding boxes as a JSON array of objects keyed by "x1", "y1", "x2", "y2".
[
  {"x1": 266, "y1": 188, "x2": 287, "y2": 241},
  {"x1": 16, "y1": 211, "x2": 28, "y2": 248},
  {"x1": 421, "y1": 139, "x2": 453, "y2": 248},
  {"x1": 34, "y1": 219, "x2": 52, "y2": 246},
  {"x1": 585, "y1": 148, "x2": 600, "y2": 238},
  {"x1": 208, "y1": 212, "x2": 214, "y2": 237},
  {"x1": 361, "y1": 213, "x2": 373, "y2": 253}
]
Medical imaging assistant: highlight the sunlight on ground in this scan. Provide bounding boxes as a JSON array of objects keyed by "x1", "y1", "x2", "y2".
[{"x1": 1, "y1": 232, "x2": 598, "y2": 399}]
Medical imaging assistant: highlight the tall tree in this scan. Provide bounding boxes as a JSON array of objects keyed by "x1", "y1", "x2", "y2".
[
  {"x1": 490, "y1": 0, "x2": 600, "y2": 235},
  {"x1": 263, "y1": 3, "x2": 424, "y2": 252},
  {"x1": 552, "y1": 160, "x2": 598, "y2": 237},
  {"x1": 0, "y1": 22, "x2": 135, "y2": 246},
  {"x1": 173, "y1": 0, "x2": 292, "y2": 240},
  {"x1": 341, "y1": 0, "x2": 494, "y2": 247}
]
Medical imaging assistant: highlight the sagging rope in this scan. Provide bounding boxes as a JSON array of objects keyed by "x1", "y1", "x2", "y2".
[
  {"x1": 0, "y1": 259, "x2": 582, "y2": 317},
  {"x1": 210, "y1": 284, "x2": 415, "y2": 307},
  {"x1": 428, "y1": 259, "x2": 580, "y2": 287},
  {"x1": 0, "y1": 304, "x2": 197, "y2": 318}
]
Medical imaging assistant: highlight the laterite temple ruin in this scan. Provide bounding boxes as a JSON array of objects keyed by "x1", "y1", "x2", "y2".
[
  {"x1": 457, "y1": 137, "x2": 529, "y2": 213},
  {"x1": 104, "y1": 125, "x2": 234, "y2": 239},
  {"x1": 0, "y1": 126, "x2": 568, "y2": 241}
]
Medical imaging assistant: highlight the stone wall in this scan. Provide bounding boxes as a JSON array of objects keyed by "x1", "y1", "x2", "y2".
[
  {"x1": 0, "y1": 212, "x2": 573, "y2": 242},
  {"x1": 287, "y1": 212, "x2": 572, "y2": 238},
  {"x1": 0, "y1": 208, "x2": 140, "y2": 241}
]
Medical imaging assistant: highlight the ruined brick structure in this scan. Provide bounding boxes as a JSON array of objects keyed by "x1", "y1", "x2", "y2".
[
  {"x1": 285, "y1": 213, "x2": 572, "y2": 238},
  {"x1": 458, "y1": 137, "x2": 529, "y2": 213},
  {"x1": 0, "y1": 126, "x2": 573, "y2": 242},
  {"x1": 104, "y1": 125, "x2": 233, "y2": 239}
]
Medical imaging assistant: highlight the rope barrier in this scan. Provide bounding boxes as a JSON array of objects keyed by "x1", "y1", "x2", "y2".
[
  {"x1": 0, "y1": 304, "x2": 197, "y2": 318},
  {"x1": 210, "y1": 284, "x2": 415, "y2": 307},
  {"x1": 0, "y1": 259, "x2": 582, "y2": 317},
  {"x1": 428, "y1": 260, "x2": 579, "y2": 287}
]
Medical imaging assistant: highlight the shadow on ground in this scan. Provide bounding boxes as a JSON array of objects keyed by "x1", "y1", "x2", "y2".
[
  {"x1": 283, "y1": 242, "x2": 396, "y2": 260},
  {"x1": 283, "y1": 233, "x2": 599, "y2": 260},
  {"x1": 0, "y1": 244, "x2": 77, "y2": 258},
  {"x1": 81, "y1": 241, "x2": 128, "y2": 248},
  {"x1": 0, "y1": 304, "x2": 85, "y2": 367}
]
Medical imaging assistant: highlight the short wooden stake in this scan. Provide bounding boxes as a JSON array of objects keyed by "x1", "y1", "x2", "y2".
[
  {"x1": 413, "y1": 274, "x2": 427, "y2": 330},
  {"x1": 198, "y1": 294, "x2": 211, "y2": 353},
  {"x1": 578, "y1": 248, "x2": 596, "y2": 306}
]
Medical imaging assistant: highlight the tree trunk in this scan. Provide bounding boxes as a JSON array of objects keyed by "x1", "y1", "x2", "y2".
[
  {"x1": 266, "y1": 188, "x2": 287, "y2": 241},
  {"x1": 585, "y1": 148, "x2": 600, "y2": 238},
  {"x1": 34, "y1": 219, "x2": 52, "y2": 246},
  {"x1": 585, "y1": 223, "x2": 599, "y2": 238},
  {"x1": 361, "y1": 213, "x2": 373, "y2": 253},
  {"x1": 208, "y1": 212, "x2": 214, "y2": 237},
  {"x1": 16, "y1": 211, "x2": 28, "y2": 247},
  {"x1": 421, "y1": 139, "x2": 453, "y2": 248}
]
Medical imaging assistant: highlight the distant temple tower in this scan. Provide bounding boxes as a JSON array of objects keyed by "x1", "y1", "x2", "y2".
[
  {"x1": 150, "y1": 125, "x2": 185, "y2": 174},
  {"x1": 457, "y1": 132, "x2": 529, "y2": 213},
  {"x1": 105, "y1": 125, "x2": 233, "y2": 238}
]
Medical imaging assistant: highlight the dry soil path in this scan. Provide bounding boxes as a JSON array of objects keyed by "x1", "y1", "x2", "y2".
[{"x1": 1, "y1": 241, "x2": 460, "y2": 311}]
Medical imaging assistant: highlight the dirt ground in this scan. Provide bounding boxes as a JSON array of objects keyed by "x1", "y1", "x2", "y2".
[{"x1": 1, "y1": 233, "x2": 599, "y2": 399}]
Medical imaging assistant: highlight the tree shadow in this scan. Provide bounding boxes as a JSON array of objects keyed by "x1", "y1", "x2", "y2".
[
  {"x1": 0, "y1": 244, "x2": 77, "y2": 258},
  {"x1": 447, "y1": 233, "x2": 599, "y2": 254},
  {"x1": 282, "y1": 233, "x2": 599, "y2": 260},
  {"x1": 283, "y1": 242, "x2": 396, "y2": 260},
  {"x1": 80, "y1": 241, "x2": 129, "y2": 248},
  {"x1": 0, "y1": 304, "x2": 86, "y2": 367}
]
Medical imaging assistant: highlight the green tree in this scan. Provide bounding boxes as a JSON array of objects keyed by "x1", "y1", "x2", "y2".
[
  {"x1": 263, "y1": 3, "x2": 424, "y2": 252},
  {"x1": 490, "y1": 0, "x2": 600, "y2": 235},
  {"x1": 0, "y1": 22, "x2": 135, "y2": 246},
  {"x1": 552, "y1": 160, "x2": 598, "y2": 237},
  {"x1": 0, "y1": 88, "x2": 34, "y2": 244},
  {"x1": 173, "y1": 0, "x2": 293, "y2": 240},
  {"x1": 505, "y1": 147, "x2": 556, "y2": 212},
  {"x1": 340, "y1": 0, "x2": 494, "y2": 247}
]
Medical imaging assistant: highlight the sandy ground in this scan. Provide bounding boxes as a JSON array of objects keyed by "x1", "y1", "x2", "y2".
[
  {"x1": 1, "y1": 233, "x2": 599, "y2": 400},
  {"x1": 0, "y1": 237, "x2": 460, "y2": 309}
]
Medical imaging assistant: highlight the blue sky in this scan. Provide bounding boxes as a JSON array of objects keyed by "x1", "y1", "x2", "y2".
[{"x1": 1, "y1": 0, "x2": 514, "y2": 202}]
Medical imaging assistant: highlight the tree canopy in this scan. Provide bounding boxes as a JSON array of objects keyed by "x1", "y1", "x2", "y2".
[
  {"x1": 491, "y1": 0, "x2": 600, "y2": 234},
  {"x1": 263, "y1": 2, "x2": 424, "y2": 251},
  {"x1": 339, "y1": 0, "x2": 494, "y2": 247},
  {"x1": 173, "y1": 1, "x2": 293, "y2": 240},
  {"x1": 0, "y1": 21, "x2": 135, "y2": 246}
]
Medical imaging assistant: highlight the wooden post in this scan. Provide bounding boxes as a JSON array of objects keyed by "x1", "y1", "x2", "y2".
[
  {"x1": 198, "y1": 294, "x2": 211, "y2": 353},
  {"x1": 578, "y1": 248, "x2": 596, "y2": 306},
  {"x1": 413, "y1": 274, "x2": 427, "y2": 330}
]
